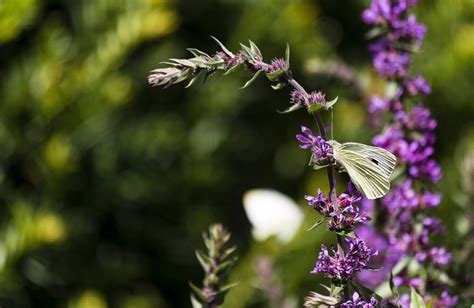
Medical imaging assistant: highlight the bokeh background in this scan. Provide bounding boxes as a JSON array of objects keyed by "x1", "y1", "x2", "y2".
[{"x1": 0, "y1": 0, "x2": 474, "y2": 307}]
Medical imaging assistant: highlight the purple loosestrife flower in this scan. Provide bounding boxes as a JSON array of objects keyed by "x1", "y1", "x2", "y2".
[
  {"x1": 373, "y1": 49, "x2": 410, "y2": 77},
  {"x1": 416, "y1": 246, "x2": 452, "y2": 267},
  {"x1": 290, "y1": 89, "x2": 306, "y2": 106},
  {"x1": 403, "y1": 74, "x2": 432, "y2": 96},
  {"x1": 264, "y1": 57, "x2": 287, "y2": 73},
  {"x1": 311, "y1": 238, "x2": 377, "y2": 281},
  {"x1": 340, "y1": 292, "x2": 378, "y2": 308},
  {"x1": 289, "y1": 89, "x2": 326, "y2": 109},
  {"x1": 392, "y1": 15, "x2": 426, "y2": 43},
  {"x1": 306, "y1": 184, "x2": 370, "y2": 231},
  {"x1": 425, "y1": 291, "x2": 458, "y2": 308},
  {"x1": 296, "y1": 126, "x2": 334, "y2": 166}
]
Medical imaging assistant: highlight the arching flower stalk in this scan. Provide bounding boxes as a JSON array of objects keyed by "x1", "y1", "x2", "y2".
[{"x1": 149, "y1": 38, "x2": 384, "y2": 305}]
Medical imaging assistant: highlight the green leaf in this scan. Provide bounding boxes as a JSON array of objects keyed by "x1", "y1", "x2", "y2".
[
  {"x1": 211, "y1": 36, "x2": 234, "y2": 57},
  {"x1": 330, "y1": 283, "x2": 344, "y2": 297},
  {"x1": 187, "y1": 48, "x2": 211, "y2": 58},
  {"x1": 239, "y1": 43, "x2": 255, "y2": 62},
  {"x1": 285, "y1": 43, "x2": 290, "y2": 69},
  {"x1": 306, "y1": 218, "x2": 325, "y2": 231},
  {"x1": 190, "y1": 295, "x2": 203, "y2": 308},
  {"x1": 189, "y1": 282, "x2": 208, "y2": 303},
  {"x1": 307, "y1": 103, "x2": 323, "y2": 113},
  {"x1": 271, "y1": 82, "x2": 287, "y2": 90},
  {"x1": 389, "y1": 271, "x2": 400, "y2": 301},
  {"x1": 185, "y1": 70, "x2": 204, "y2": 88},
  {"x1": 324, "y1": 96, "x2": 339, "y2": 110},
  {"x1": 336, "y1": 230, "x2": 356, "y2": 237},
  {"x1": 223, "y1": 64, "x2": 240, "y2": 76},
  {"x1": 426, "y1": 298, "x2": 434, "y2": 308},
  {"x1": 365, "y1": 27, "x2": 387, "y2": 39},
  {"x1": 265, "y1": 69, "x2": 285, "y2": 82},
  {"x1": 248, "y1": 40, "x2": 262, "y2": 58},
  {"x1": 392, "y1": 256, "x2": 411, "y2": 276},
  {"x1": 312, "y1": 164, "x2": 329, "y2": 170},
  {"x1": 277, "y1": 104, "x2": 303, "y2": 114},
  {"x1": 410, "y1": 287, "x2": 426, "y2": 308},
  {"x1": 240, "y1": 70, "x2": 261, "y2": 89},
  {"x1": 195, "y1": 250, "x2": 211, "y2": 271}
]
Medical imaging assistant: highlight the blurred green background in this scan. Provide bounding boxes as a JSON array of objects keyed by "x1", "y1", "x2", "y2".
[{"x1": 0, "y1": 0, "x2": 474, "y2": 307}]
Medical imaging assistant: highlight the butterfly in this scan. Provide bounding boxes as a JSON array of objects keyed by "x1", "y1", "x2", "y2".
[{"x1": 330, "y1": 141, "x2": 397, "y2": 200}]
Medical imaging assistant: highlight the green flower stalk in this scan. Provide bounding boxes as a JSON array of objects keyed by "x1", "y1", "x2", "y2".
[{"x1": 190, "y1": 223, "x2": 238, "y2": 308}]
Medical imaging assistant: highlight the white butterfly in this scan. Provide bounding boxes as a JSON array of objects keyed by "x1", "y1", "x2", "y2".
[
  {"x1": 243, "y1": 189, "x2": 303, "y2": 244},
  {"x1": 331, "y1": 141, "x2": 397, "y2": 200}
]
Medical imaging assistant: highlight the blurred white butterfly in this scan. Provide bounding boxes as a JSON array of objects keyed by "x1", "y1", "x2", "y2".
[
  {"x1": 331, "y1": 141, "x2": 397, "y2": 200},
  {"x1": 243, "y1": 189, "x2": 303, "y2": 244}
]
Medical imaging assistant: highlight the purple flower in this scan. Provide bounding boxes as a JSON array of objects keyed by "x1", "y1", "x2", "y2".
[
  {"x1": 403, "y1": 75, "x2": 431, "y2": 96},
  {"x1": 306, "y1": 185, "x2": 370, "y2": 231},
  {"x1": 393, "y1": 276, "x2": 422, "y2": 289},
  {"x1": 368, "y1": 96, "x2": 390, "y2": 114},
  {"x1": 305, "y1": 189, "x2": 337, "y2": 216},
  {"x1": 340, "y1": 292, "x2": 378, "y2": 308},
  {"x1": 362, "y1": 0, "x2": 395, "y2": 25},
  {"x1": 307, "y1": 91, "x2": 326, "y2": 106},
  {"x1": 263, "y1": 57, "x2": 287, "y2": 73},
  {"x1": 311, "y1": 238, "x2": 377, "y2": 281},
  {"x1": 296, "y1": 126, "x2": 334, "y2": 166},
  {"x1": 290, "y1": 89, "x2": 306, "y2": 106},
  {"x1": 289, "y1": 89, "x2": 326, "y2": 108},
  {"x1": 393, "y1": 15, "x2": 426, "y2": 43},
  {"x1": 373, "y1": 50, "x2": 410, "y2": 77},
  {"x1": 328, "y1": 207, "x2": 371, "y2": 232},
  {"x1": 416, "y1": 247, "x2": 452, "y2": 267}
]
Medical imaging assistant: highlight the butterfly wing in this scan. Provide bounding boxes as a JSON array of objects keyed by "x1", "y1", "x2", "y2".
[
  {"x1": 337, "y1": 142, "x2": 396, "y2": 178},
  {"x1": 333, "y1": 142, "x2": 395, "y2": 199}
]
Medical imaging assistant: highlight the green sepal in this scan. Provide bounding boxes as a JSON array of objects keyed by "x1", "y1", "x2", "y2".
[
  {"x1": 410, "y1": 287, "x2": 426, "y2": 308},
  {"x1": 324, "y1": 96, "x2": 339, "y2": 110},
  {"x1": 265, "y1": 69, "x2": 285, "y2": 82},
  {"x1": 285, "y1": 43, "x2": 290, "y2": 69},
  {"x1": 277, "y1": 104, "x2": 303, "y2": 114},
  {"x1": 211, "y1": 36, "x2": 234, "y2": 57},
  {"x1": 241, "y1": 70, "x2": 261, "y2": 89},
  {"x1": 307, "y1": 103, "x2": 323, "y2": 113},
  {"x1": 306, "y1": 218, "x2": 325, "y2": 231}
]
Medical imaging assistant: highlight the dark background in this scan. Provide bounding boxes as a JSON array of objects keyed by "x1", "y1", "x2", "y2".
[{"x1": 0, "y1": 0, "x2": 473, "y2": 307}]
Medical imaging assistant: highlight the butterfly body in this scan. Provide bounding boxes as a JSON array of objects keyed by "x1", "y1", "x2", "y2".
[{"x1": 330, "y1": 141, "x2": 397, "y2": 200}]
